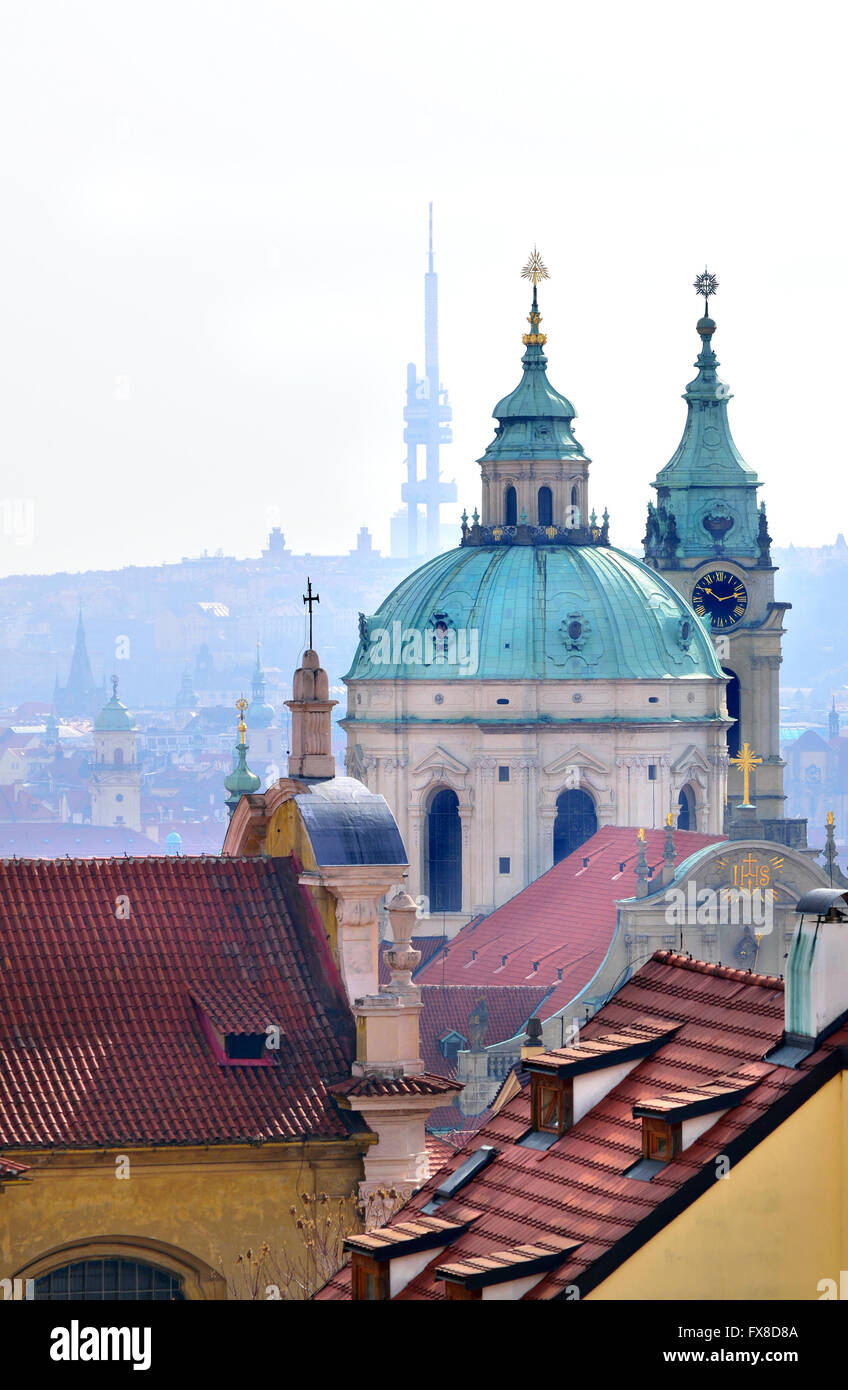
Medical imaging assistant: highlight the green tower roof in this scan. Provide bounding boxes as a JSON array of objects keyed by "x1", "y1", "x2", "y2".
[
  {"x1": 648, "y1": 304, "x2": 764, "y2": 562},
  {"x1": 480, "y1": 285, "x2": 588, "y2": 463},
  {"x1": 94, "y1": 679, "x2": 137, "y2": 731}
]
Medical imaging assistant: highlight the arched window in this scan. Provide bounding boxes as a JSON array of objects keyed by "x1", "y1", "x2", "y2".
[
  {"x1": 722, "y1": 667, "x2": 741, "y2": 758},
  {"x1": 504, "y1": 486, "x2": 517, "y2": 527},
  {"x1": 553, "y1": 789, "x2": 597, "y2": 864},
  {"x1": 538, "y1": 486, "x2": 553, "y2": 527},
  {"x1": 570, "y1": 485, "x2": 580, "y2": 526},
  {"x1": 113, "y1": 747, "x2": 124, "y2": 767},
  {"x1": 34, "y1": 1257, "x2": 185, "y2": 1301},
  {"x1": 426, "y1": 787, "x2": 462, "y2": 912},
  {"x1": 677, "y1": 784, "x2": 696, "y2": 832}
]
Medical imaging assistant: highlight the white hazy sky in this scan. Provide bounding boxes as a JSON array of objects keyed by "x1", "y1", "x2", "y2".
[{"x1": 0, "y1": 0, "x2": 844, "y2": 577}]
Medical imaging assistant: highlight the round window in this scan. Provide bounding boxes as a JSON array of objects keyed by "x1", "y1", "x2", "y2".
[{"x1": 115, "y1": 793, "x2": 124, "y2": 802}]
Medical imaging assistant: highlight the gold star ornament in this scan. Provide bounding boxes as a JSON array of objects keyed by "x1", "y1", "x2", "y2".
[{"x1": 521, "y1": 247, "x2": 549, "y2": 286}]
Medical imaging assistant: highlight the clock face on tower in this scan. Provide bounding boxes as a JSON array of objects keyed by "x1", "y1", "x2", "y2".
[{"x1": 691, "y1": 569, "x2": 749, "y2": 629}]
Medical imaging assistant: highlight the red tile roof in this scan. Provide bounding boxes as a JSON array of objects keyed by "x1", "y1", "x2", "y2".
[
  {"x1": 416, "y1": 984, "x2": 553, "y2": 1079},
  {"x1": 377, "y1": 935, "x2": 450, "y2": 986},
  {"x1": 317, "y1": 951, "x2": 846, "y2": 1300},
  {"x1": 425, "y1": 1134, "x2": 459, "y2": 1173},
  {"x1": 415, "y1": 828, "x2": 724, "y2": 1020},
  {"x1": 0, "y1": 855, "x2": 362, "y2": 1148},
  {"x1": 330, "y1": 1074, "x2": 461, "y2": 1100}
]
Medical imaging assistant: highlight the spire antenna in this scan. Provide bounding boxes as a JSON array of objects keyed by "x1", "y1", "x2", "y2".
[{"x1": 428, "y1": 201, "x2": 433, "y2": 273}]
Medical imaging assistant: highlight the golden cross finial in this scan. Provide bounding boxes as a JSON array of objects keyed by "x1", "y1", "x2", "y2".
[
  {"x1": 235, "y1": 695, "x2": 248, "y2": 745},
  {"x1": 729, "y1": 742, "x2": 763, "y2": 806},
  {"x1": 521, "y1": 247, "x2": 549, "y2": 287}
]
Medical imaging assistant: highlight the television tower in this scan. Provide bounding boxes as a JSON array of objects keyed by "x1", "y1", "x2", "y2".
[{"x1": 401, "y1": 205, "x2": 456, "y2": 557}]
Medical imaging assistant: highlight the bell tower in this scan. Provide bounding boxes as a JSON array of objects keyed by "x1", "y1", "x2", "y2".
[
  {"x1": 643, "y1": 272, "x2": 793, "y2": 836},
  {"x1": 90, "y1": 677, "x2": 142, "y2": 831}
]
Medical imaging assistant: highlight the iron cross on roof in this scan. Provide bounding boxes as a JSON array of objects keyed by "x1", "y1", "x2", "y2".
[{"x1": 303, "y1": 576, "x2": 320, "y2": 650}]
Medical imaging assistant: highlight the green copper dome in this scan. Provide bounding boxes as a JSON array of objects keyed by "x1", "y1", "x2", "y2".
[
  {"x1": 94, "y1": 690, "x2": 137, "y2": 731},
  {"x1": 347, "y1": 543, "x2": 723, "y2": 682}
]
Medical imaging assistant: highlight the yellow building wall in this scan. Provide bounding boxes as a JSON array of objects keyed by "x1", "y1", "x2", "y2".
[
  {"x1": 588, "y1": 1074, "x2": 846, "y2": 1300},
  {"x1": 0, "y1": 1139, "x2": 367, "y2": 1300},
  {"x1": 267, "y1": 798, "x2": 340, "y2": 961}
]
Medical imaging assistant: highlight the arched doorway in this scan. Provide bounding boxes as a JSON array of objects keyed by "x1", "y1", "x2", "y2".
[
  {"x1": 553, "y1": 789, "x2": 597, "y2": 864},
  {"x1": 538, "y1": 486, "x2": 553, "y2": 527},
  {"x1": 426, "y1": 788, "x2": 462, "y2": 912},
  {"x1": 722, "y1": 667, "x2": 741, "y2": 758},
  {"x1": 504, "y1": 486, "x2": 517, "y2": 526},
  {"x1": 677, "y1": 784, "x2": 696, "y2": 831},
  {"x1": 34, "y1": 1257, "x2": 185, "y2": 1301}
]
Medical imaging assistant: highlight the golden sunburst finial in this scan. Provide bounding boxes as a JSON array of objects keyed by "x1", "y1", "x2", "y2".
[
  {"x1": 236, "y1": 695, "x2": 248, "y2": 744},
  {"x1": 521, "y1": 247, "x2": 549, "y2": 287}
]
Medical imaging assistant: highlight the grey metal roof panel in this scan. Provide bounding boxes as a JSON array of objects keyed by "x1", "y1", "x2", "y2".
[{"x1": 294, "y1": 785, "x2": 407, "y2": 867}]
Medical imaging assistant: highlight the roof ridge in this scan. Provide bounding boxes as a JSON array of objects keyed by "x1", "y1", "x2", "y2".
[{"x1": 653, "y1": 949, "x2": 784, "y2": 991}]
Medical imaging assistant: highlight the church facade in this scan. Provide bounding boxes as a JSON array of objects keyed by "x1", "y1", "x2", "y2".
[{"x1": 344, "y1": 270, "x2": 732, "y2": 926}]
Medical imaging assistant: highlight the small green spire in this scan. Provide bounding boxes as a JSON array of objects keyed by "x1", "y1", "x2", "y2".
[{"x1": 225, "y1": 697, "x2": 261, "y2": 816}]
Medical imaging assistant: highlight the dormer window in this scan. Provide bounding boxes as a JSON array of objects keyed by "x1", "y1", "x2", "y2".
[
  {"x1": 438, "y1": 1030, "x2": 468, "y2": 1063},
  {"x1": 225, "y1": 1032, "x2": 269, "y2": 1061},
  {"x1": 531, "y1": 1073, "x2": 573, "y2": 1137},
  {"x1": 190, "y1": 980, "x2": 280, "y2": 1068},
  {"x1": 351, "y1": 1253, "x2": 390, "y2": 1301},
  {"x1": 641, "y1": 1116, "x2": 682, "y2": 1163}
]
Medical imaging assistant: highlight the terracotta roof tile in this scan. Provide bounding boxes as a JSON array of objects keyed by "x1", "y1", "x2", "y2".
[
  {"x1": 415, "y1": 829, "x2": 724, "y2": 1018},
  {"x1": 416, "y1": 984, "x2": 553, "y2": 1078},
  {"x1": 316, "y1": 950, "x2": 848, "y2": 1300},
  {"x1": 0, "y1": 855, "x2": 360, "y2": 1147},
  {"x1": 329, "y1": 1073, "x2": 462, "y2": 1100}
]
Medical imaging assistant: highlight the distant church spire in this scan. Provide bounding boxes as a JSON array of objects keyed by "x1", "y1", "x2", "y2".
[
  {"x1": 829, "y1": 695, "x2": 840, "y2": 740},
  {"x1": 55, "y1": 608, "x2": 106, "y2": 719},
  {"x1": 247, "y1": 639, "x2": 275, "y2": 729}
]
